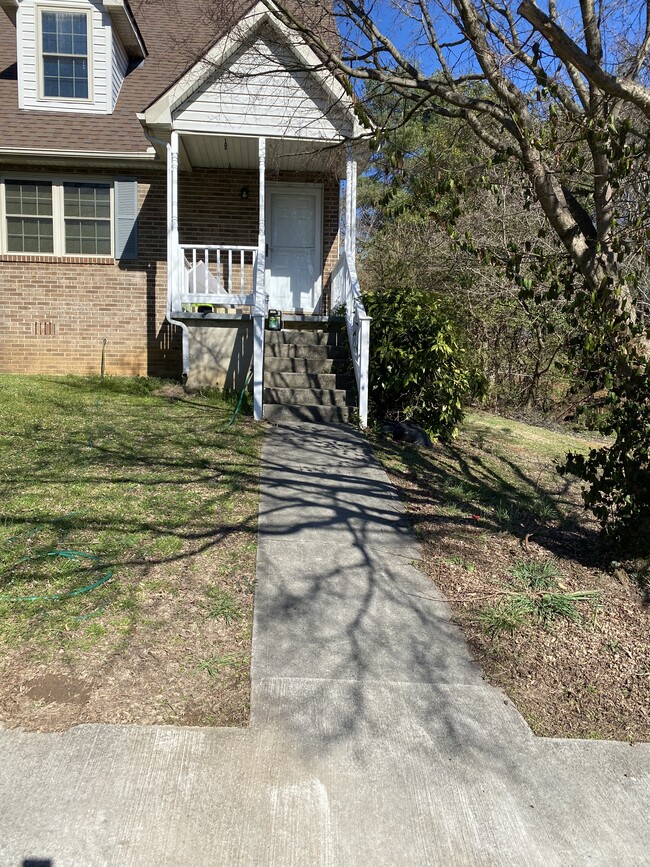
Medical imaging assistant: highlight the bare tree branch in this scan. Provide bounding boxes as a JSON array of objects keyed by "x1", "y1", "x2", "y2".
[{"x1": 519, "y1": 0, "x2": 650, "y2": 120}]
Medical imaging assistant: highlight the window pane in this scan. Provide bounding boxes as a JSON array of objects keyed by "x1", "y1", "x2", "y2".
[
  {"x1": 66, "y1": 233, "x2": 81, "y2": 254},
  {"x1": 42, "y1": 12, "x2": 86, "y2": 55},
  {"x1": 73, "y1": 59, "x2": 88, "y2": 98},
  {"x1": 64, "y1": 183, "x2": 110, "y2": 219},
  {"x1": 43, "y1": 56, "x2": 88, "y2": 99},
  {"x1": 7, "y1": 216, "x2": 54, "y2": 253},
  {"x1": 59, "y1": 76, "x2": 74, "y2": 99},
  {"x1": 42, "y1": 31, "x2": 58, "y2": 53},
  {"x1": 95, "y1": 234, "x2": 111, "y2": 255},
  {"x1": 58, "y1": 57, "x2": 74, "y2": 78},
  {"x1": 72, "y1": 30, "x2": 87, "y2": 55},
  {"x1": 5, "y1": 181, "x2": 53, "y2": 217},
  {"x1": 41, "y1": 11, "x2": 88, "y2": 99},
  {"x1": 58, "y1": 31, "x2": 73, "y2": 54},
  {"x1": 65, "y1": 219, "x2": 111, "y2": 255}
]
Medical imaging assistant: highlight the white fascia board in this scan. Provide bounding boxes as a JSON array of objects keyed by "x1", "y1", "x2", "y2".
[
  {"x1": 103, "y1": 0, "x2": 147, "y2": 59},
  {"x1": 143, "y1": 0, "x2": 362, "y2": 136},
  {"x1": 0, "y1": 146, "x2": 159, "y2": 166}
]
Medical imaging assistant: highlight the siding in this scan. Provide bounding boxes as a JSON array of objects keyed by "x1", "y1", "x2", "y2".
[
  {"x1": 111, "y1": 27, "x2": 128, "y2": 110},
  {"x1": 174, "y1": 26, "x2": 353, "y2": 140},
  {"x1": 18, "y1": 0, "x2": 112, "y2": 114}
]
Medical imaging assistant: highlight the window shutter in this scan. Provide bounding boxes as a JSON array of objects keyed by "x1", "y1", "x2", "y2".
[{"x1": 114, "y1": 178, "x2": 138, "y2": 259}]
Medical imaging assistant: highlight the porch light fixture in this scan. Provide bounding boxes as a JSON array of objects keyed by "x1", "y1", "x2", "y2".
[{"x1": 240, "y1": 186, "x2": 249, "y2": 200}]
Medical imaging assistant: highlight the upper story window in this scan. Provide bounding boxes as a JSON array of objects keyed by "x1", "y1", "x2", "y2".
[
  {"x1": 41, "y1": 10, "x2": 90, "y2": 100},
  {"x1": 15, "y1": 0, "x2": 146, "y2": 114}
]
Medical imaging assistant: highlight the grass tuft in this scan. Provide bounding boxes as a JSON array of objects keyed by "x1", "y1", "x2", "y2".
[
  {"x1": 206, "y1": 587, "x2": 242, "y2": 624},
  {"x1": 476, "y1": 559, "x2": 600, "y2": 638},
  {"x1": 510, "y1": 559, "x2": 562, "y2": 591},
  {"x1": 476, "y1": 600, "x2": 530, "y2": 638}
]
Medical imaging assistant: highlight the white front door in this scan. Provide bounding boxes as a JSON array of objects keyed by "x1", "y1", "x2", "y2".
[{"x1": 266, "y1": 185, "x2": 323, "y2": 313}]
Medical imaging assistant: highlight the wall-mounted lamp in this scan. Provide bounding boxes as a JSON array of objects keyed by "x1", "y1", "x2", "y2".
[{"x1": 240, "y1": 186, "x2": 249, "y2": 200}]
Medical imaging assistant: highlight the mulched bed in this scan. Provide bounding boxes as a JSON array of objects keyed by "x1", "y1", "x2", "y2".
[{"x1": 373, "y1": 415, "x2": 650, "y2": 743}]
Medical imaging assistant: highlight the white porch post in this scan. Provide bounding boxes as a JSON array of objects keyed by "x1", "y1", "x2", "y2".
[
  {"x1": 253, "y1": 136, "x2": 266, "y2": 421},
  {"x1": 166, "y1": 130, "x2": 190, "y2": 379},
  {"x1": 169, "y1": 131, "x2": 180, "y2": 295},
  {"x1": 344, "y1": 143, "x2": 368, "y2": 427},
  {"x1": 345, "y1": 145, "x2": 357, "y2": 260}
]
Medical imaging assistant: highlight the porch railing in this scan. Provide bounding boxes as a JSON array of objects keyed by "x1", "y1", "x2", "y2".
[
  {"x1": 331, "y1": 250, "x2": 370, "y2": 428},
  {"x1": 172, "y1": 244, "x2": 258, "y2": 310}
]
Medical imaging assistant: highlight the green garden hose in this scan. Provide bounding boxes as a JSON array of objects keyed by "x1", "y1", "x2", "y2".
[
  {"x1": 0, "y1": 550, "x2": 113, "y2": 602},
  {"x1": 224, "y1": 365, "x2": 254, "y2": 430}
]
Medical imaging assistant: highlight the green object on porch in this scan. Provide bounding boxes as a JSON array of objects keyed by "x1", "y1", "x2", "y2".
[{"x1": 267, "y1": 309, "x2": 282, "y2": 331}]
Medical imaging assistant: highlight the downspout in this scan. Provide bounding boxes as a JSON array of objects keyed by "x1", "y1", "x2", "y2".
[{"x1": 143, "y1": 127, "x2": 190, "y2": 382}]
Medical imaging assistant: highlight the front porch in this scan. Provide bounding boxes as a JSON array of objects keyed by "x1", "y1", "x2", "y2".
[
  {"x1": 163, "y1": 131, "x2": 369, "y2": 426},
  {"x1": 140, "y1": 0, "x2": 370, "y2": 424}
]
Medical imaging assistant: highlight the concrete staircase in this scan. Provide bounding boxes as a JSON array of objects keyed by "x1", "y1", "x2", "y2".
[{"x1": 263, "y1": 325, "x2": 356, "y2": 423}]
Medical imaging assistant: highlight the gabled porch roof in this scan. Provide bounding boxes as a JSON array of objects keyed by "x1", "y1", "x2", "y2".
[{"x1": 140, "y1": 0, "x2": 363, "y2": 141}]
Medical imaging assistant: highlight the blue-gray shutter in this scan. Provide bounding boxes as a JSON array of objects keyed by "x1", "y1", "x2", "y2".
[{"x1": 114, "y1": 178, "x2": 138, "y2": 259}]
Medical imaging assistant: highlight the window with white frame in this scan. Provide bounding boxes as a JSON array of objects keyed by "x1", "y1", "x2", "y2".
[
  {"x1": 3, "y1": 179, "x2": 113, "y2": 256},
  {"x1": 63, "y1": 182, "x2": 111, "y2": 254},
  {"x1": 41, "y1": 9, "x2": 90, "y2": 100},
  {"x1": 5, "y1": 180, "x2": 55, "y2": 253}
]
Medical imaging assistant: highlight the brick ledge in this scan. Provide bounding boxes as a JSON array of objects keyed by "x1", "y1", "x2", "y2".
[{"x1": 0, "y1": 255, "x2": 116, "y2": 265}]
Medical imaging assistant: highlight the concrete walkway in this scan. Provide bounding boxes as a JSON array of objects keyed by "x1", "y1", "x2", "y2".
[{"x1": 1, "y1": 423, "x2": 649, "y2": 866}]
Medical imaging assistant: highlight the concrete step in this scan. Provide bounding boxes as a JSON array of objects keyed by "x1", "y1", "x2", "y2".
[
  {"x1": 264, "y1": 404, "x2": 351, "y2": 424},
  {"x1": 265, "y1": 371, "x2": 348, "y2": 390},
  {"x1": 265, "y1": 343, "x2": 348, "y2": 360},
  {"x1": 264, "y1": 357, "x2": 351, "y2": 374},
  {"x1": 265, "y1": 329, "x2": 346, "y2": 347},
  {"x1": 264, "y1": 387, "x2": 352, "y2": 407}
]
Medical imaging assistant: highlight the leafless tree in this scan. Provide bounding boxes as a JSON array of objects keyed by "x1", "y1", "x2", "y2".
[{"x1": 261, "y1": 0, "x2": 650, "y2": 335}]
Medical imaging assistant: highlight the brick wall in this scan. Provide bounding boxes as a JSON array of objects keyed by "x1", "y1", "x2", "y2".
[
  {"x1": 179, "y1": 167, "x2": 340, "y2": 309},
  {"x1": 0, "y1": 165, "x2": 341, "y2": 378}
]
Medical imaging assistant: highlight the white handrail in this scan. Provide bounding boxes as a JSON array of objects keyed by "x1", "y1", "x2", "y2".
[
  {"x1": 332, "y1": 250, "x2": 370, "y2": 428},
  {"x1": 172, "y1": 244, "x2": 258, "y2": 309}
]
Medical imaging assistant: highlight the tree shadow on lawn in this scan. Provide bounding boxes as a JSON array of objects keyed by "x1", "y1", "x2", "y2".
[
  {"x1": 0, "y1": 378, "x2": 264, "y2": 677},
  {"x1": 373, "y1": 434, "x2": 604, "y2": 569}
]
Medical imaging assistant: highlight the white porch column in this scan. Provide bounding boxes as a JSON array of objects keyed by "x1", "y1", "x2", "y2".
[
  {"x1": 166, "y1": 130, "x2": 189, "y2": 379},
  {"x1": 253, "y1": 136, "x2": 266, "y2": 422},
  {"x1": 169, "y1": 130, "x2": 181, "y2": 295},
  {"x1": 345, "y1": 145, "x2": 357, "y2": 260}
]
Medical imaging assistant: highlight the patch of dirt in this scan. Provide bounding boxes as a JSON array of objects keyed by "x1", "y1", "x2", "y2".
[
  {"x1": 0, "y1": 533, "x2": 256, "y2": 732},
  {"x1": 374, "y1": 427, "x2": 650, "y2": 743},
  {"x1": 152, "y1": 383, "x2": 187, "y2": 400},
  {"x1": 25, "y1": 674, "x2": 93, "y2": 705}
]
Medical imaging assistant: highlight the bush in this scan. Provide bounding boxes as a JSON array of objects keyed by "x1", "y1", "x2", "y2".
[
  {"x1": 363, "y1": 286, "x2": 480, "y2": 439},
  {"x1": 562, "y1": 352, "x2": 650, "y2": 551}
]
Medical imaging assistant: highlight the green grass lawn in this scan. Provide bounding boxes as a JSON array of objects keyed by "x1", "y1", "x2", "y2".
[
  {"x1": 0, "y1": 375, "x2": 264, "y2": 730},
  {"x1": 376, "y1": 410, "x2": 604, "y2": 534}
]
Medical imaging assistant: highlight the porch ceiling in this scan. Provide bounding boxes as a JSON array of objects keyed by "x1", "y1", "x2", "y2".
[{"x1": 181, "y1": 134, "x2": 346, "y2": 177}]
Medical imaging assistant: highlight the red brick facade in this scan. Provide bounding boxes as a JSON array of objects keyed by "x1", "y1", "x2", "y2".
[{"x1": 0, "y1": 166, "x2": 341, "y2": 379}]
